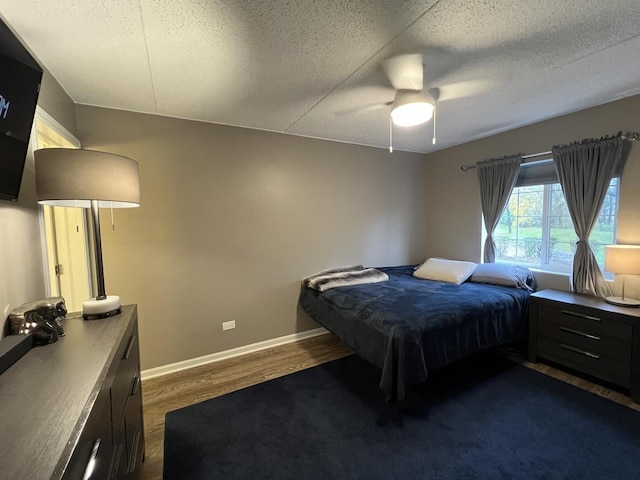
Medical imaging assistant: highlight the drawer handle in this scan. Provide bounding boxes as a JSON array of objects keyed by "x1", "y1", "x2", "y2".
[
  {"x1": 560, "y1": 326, "x2": 601, "y2": 341},
  {"x1": 130, "y1": 374, "x2": 140, "y2": 396},
  {"x1": 82, "y1": 438, "x2": 101, "y2": 480},
  {"x1": 560, "y1": 343, "x2": 600, "y2": 359},
  {"x1": 127, "y1": 431, "x2": 142, "y2": 473},
  {"x1": 560, "y1": 309, "x2": 601, "y2": 322},
  {"x1": 109, "y1": 443, "x2": 124, "y2": 480},
  {"x1": 124, "y1": 335, "x2": 136, "y2": 360}
]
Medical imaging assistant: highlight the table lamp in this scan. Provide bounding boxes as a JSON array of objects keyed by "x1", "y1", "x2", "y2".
[
  {"x1": 604, "y1": 244, "x2": 640, "y2": 307},
  {"x1": 34, "y1": 148, "x2": 140, "y2": 320}
]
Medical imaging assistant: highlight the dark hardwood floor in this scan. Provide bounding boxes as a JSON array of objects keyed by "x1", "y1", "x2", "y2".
[{"x1": 139, "y1": 333, "x2": 639, "y2": 480}]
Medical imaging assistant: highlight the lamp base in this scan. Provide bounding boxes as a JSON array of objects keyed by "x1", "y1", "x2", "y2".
[
  {"x1": 83, "y1": 295, "x2": 122, "y2": 320},
  {"x1": 604, "y1": 296, "x2": 640, "y2": 308}
]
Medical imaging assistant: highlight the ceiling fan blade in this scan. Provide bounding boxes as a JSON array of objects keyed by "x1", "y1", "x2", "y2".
[
  {"x1": 435, "y1": 79, "x2": 491, "y2": 101},
  {"x1": 335, "y1": 102, "x2": 390, "y2": 116},
  {"x1": 382, "y1": 54, "x2": 423, "y2": 91}
]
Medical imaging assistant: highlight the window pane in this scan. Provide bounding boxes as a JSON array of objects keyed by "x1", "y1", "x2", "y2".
[
  {"x1": 516, "y1": 238, "x2": 541, "y2": 265},
  {"x1": 549, "y1": 186, "x2": 572, "y2": 227},
  {"x1": 548, "y1": 236, "x2": 575, "y2": 269},
  {"x1": 494, "y1": 178, "x2": 618, "y2": 273}
]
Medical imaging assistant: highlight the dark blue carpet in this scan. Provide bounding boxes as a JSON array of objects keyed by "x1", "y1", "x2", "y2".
[{"x1": 164, "y1": 352, "x2": 640, "y2": 479}]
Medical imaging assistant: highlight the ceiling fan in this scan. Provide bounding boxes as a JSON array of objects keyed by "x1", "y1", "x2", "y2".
[
  {"x1": 375, "y1": 52, "x2": 489, "y2": 152},
  {"x1": 383, "y1": 53, "x2": 438, "y2": 151},
  {"x1": 336, "y1": 50, "x2": 489, "y2": 152}
]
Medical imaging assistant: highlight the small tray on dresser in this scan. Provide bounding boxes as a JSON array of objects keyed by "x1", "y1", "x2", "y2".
[
  {"x1": 528, "y1": 289, "x2": 640, "y2": 403},
  {"x1": 0, "y1": 333, "x2": 32, "y2": 375}
]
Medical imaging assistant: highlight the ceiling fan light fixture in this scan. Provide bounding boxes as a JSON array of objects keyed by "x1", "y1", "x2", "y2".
[{"x1": 390, "y1": 91, "x2": 434, "y2": 127}]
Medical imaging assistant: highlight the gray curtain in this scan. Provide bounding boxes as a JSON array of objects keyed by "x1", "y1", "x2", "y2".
[
  {"x1": 476, "y1": 155, "x2": 522, "y2": 263},
  {"x1": 552, "y1": 135, "x2": 627, "y2": 297}
]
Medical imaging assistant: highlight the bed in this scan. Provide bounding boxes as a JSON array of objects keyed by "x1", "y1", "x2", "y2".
[{"x1": 298, "y1": 264, "x2": 532, "y2": 400}]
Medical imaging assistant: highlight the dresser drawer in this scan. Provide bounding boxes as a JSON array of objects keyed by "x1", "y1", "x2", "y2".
[
  {"x1": 124, "y1": 367, "x2": 144, "y2": 476},
  {"x1": 537, "y1": 320, "x2": 632, "y2": 363},
  {"x1": 538, "y1": 336, "x2": 631, "y2": 385},
  {"x1": 62, "y1": 387, "x2": 114, "y2": 480},
  {"x1": 538, "y1": 304, "x2": 632, "y2": 342},
  {"x1": 111, "y1": 320, "x2": 140, "y2": 427}
]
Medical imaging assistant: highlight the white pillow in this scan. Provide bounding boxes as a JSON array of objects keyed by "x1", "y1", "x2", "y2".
[{"x1": 413, "y1": 258, "x2": 477, "y2": 284}]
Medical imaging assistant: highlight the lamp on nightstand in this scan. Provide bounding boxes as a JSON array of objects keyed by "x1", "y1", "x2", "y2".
[
  {"x1": 34, "y1": 148, "x2": 140, "y2": 320},
  {"x1": 604, "y1": 244, "x2": 640, "y2": 307}
]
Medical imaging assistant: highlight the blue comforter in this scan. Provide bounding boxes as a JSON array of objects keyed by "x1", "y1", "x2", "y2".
[{"x1": 299, "y1": 265, "x2": 530, "y2": 400}]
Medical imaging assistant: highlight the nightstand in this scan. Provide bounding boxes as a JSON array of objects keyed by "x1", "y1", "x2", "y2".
[{"x1": 528, "y1": 289, "x2": 640, "y2": 403}]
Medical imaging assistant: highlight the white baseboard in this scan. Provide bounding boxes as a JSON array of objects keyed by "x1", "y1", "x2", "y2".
[{"x1": 141, "y1": 327, "x2": 328, "y2": 381}]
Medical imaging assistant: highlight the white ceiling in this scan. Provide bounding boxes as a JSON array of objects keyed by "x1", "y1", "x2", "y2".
[{"x1": 1, "y1": 0, "x2": 640, "y2": 153}]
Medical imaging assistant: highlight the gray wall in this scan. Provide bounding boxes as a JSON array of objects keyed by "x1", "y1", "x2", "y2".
[
  {"x1": 75, "y1": 105, "x2": 427, "y2": 370},
  {"x1": 0, "y1": 68, "x2": 77, "y2": 328},
  {"x1": 422, "y1": 94, "x2": 640, "y2": 297}
]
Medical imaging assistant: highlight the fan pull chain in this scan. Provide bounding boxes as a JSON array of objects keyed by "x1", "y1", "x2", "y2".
[
  {"x1": 432, "y1": 104, "x2": 437, "y2": 145},
  {"x1": 74, "y1": 200, "x2": 79, "y2": 232},
  {"x1": 389, "y1": 115, "x2": 393, "y2": 153},
  {"x1": 110, "y1": 202, "x2": 115, "y2": 230}
]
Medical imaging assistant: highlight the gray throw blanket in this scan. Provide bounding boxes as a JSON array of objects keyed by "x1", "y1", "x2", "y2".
[{"x1": 303, "y1": 266, "x2": 389, "y2": 292}]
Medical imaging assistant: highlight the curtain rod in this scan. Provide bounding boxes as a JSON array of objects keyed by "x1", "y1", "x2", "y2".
[{"x1": 459, "y1": 131, "x2": 639, "y2": 172}]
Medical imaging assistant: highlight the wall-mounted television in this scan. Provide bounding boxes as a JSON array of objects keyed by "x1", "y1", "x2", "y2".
[{"x1": 0, "y1": 18, "x2": 43, "y2": 202}]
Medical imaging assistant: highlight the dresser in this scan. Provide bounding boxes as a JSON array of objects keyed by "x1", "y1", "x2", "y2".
[
  {"x1": 0, "y1": 305, "x2": 144, "y2": 479},
  {"x1": 528, "y1": 289, "x2": 640, "y2": 403}
]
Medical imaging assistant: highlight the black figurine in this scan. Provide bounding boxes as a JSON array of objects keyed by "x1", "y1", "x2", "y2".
[{"x1": 7, "y1": 297, "x2": 67, "y2": 345}]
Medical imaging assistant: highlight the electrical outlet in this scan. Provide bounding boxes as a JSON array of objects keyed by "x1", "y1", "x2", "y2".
[{"x1": 222, "y1": 320, "x2": 236, "y2": 331}]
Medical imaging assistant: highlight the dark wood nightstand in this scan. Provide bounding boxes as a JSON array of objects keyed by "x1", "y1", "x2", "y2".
[{"x1": 528, "y1": 289, "x2": 640, "y2": 403}]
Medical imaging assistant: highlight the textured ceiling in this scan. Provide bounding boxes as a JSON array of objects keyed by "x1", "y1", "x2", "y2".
[{"x1": 1, "y1": 0, "x2": 639, "y2": 153}]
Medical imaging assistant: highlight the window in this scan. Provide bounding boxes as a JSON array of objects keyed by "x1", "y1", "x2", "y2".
[{"x1": 494, "y1": 165, "x2": 619, "y2": 273}]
